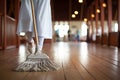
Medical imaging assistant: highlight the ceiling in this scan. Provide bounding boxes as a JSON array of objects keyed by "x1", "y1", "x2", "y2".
[
  {"x1": 52, "y1": 0, "x2": 94, "y2": 21},
  {"x1": 52, "y1": 0, "x2": 118, "y2": 21}
]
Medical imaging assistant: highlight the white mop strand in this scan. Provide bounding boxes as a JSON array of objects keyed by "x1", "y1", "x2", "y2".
[
  {"x1": 14, "y1": 43, "x2": 59, "y2": 72},
  {"x1": 15, "y1": 57, "x2": 59, "y2": 72}
]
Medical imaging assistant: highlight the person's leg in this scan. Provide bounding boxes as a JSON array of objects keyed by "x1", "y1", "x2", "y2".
[
  {"x1": 26, "y1": 32, "x2": 35, "y2": 53},
  {"x1": 37, "y1": 36, "x2": 44, "y2": 51},
  {"x1": 26, "y1": 32, "x2": 33, "y2": 43}
]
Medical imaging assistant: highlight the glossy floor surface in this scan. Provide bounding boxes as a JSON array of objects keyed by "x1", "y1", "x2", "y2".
[{"x1": 0, "y1": 42, "x2": 120, "y2": 80}]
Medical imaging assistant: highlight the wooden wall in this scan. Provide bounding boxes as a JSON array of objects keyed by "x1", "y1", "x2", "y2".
[{"x1": 0, "y1": 0, "x2": 19, "y2": 50}]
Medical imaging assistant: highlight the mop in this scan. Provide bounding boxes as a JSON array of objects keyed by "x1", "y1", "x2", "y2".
[{"x1": 15, "y1": 0, "x2": 59, "y2": 72}]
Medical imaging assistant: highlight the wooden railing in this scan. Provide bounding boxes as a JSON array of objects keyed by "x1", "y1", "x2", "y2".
[
  {"x1": 109, "y1": 32, "x2": 118, "y2": 46},
  {"x1": 102, "y1": 33, "x2": 108, "y2": 45},
  {"x1": 5, "y1": 16, "x2": 17, "y2": 49}
]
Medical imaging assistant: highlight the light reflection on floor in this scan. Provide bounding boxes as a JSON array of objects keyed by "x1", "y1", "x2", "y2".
[
  {"x1": 53, "y1": 42, "x2": 70, "y2": 64},
  {"x1": 18, "y1": 45, "x2": 27, "y2": 63},
  {"x1": 113, "y1": 47, "x2": 119, "y2": 65},
  {"x1": 17, "y1": 42, "x2": 89, "y2": 65},
  {"x1": 79, "y1": 42, "x2": 88, "y2": 66}
]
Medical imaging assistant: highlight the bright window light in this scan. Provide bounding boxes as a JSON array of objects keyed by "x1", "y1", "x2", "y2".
[
  {"x1": 20, "y1": 32, "x2": 25, "y2": 36},
  {"x1": 115, "y1": 22, "x2": 118, "y2": 32},
  {"x1": 81, "y1": 22, "x2": 87, "y2": 36},
  {"x1": 98, "y1": 28, "x2": 101, "y2": 35},
  {"x1": 54, "y1": 21, "x2": 69, "y2": 38}
]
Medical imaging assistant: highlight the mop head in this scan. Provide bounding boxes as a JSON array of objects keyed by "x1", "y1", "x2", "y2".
[{"x1": 15, "y1": 53, "x2": 59, "y2": 72}]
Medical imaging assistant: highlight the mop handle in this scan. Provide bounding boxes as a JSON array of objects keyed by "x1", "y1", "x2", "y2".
[{"x1": 30, "y1": 0, "x2": 39, "y2": 49}]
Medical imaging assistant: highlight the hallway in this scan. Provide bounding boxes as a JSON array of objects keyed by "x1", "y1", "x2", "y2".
[{"x1": 0, "y1": 42, "x2": 120, "y2": 80}]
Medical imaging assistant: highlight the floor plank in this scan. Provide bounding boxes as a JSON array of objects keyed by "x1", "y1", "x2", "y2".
[
  {"x1": 62, "y1": 61, "x2": 84, "y2": 80},
  {"x1": 72, "y1": 60, "x2": 96, "y2": 80}
]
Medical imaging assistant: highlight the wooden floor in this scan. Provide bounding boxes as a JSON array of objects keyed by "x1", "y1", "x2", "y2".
[{"x1": 0, "y1": 42, "x2": 120, "y2": 80}]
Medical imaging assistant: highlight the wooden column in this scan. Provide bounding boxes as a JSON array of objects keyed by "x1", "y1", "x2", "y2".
[
  {"x1": 69, "y1": 0, "x2": 71, "y2": 29},
  {"x1": 107, "y1": 0, "x2": 112, "y2": 33},
  {"x1": 69, "y1": 0, "x2": 71, "y2": 21},
  {"x1": 15, "y1": 0, "x2": 20, "y2": 48},
  {"x1": 90, "y1": 7, "x2": 94, "y2": 42},
  {"x1": 89, "y1": 7, "x2": 93, "y2": 42},
  {"x1": 100, "y1": 0, "x2": 104, "y2": 44},
  {"x1": 118, "y1": 0, "x2": 120, "y2": 47},
  {"x1": 107, "y1": 0, "x2": 112, "y2": 45},
  {"x1": 3, "y1": 0, "x2": 6, "y2": 49},
  {"x1": 0, "y1": 0, "x2": 6, "y2": 50},
  {"x1": 95, "y1": 0, "x2": 98, "y2": 35},
  {"x1": 87, "y1": 9, "x2": 90, "y2": 43},
  {"x1": 95, "y1": 0, "x2": 99, "y2": 44},
  {"x1": 0, "y1": 14, "x2": 2, "y2": 49},
  {"x1": 0, "y1": 0, "x2": 3, "y2": 49}
]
